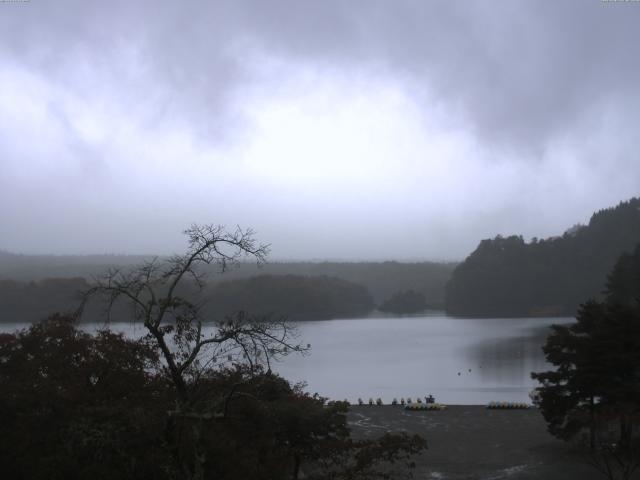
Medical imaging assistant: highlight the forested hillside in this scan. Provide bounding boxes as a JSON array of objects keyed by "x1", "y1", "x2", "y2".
[
  {"x1": 0, "y1": 253, "x2": 455, "y2": 306},
  {"x1": 216, "y1": 261, "x2": 455, "y2": 305},
  {"x1": 0, "y1": 278, "x2": 89, "y2": 323},
  {"x1": 203, "y1": 275, "x2": 375, "y2": 321},
  {"x1": 446, "y1": 198, "x2": 640, "y2": 317},
  {"x1": 378, "y1": 290, "x2": 428, "y2": 314},
  {"x1": 0, "y1": 254, "x2": 455, "y2": 322},
  {"x1": 0, "y1": 274, "x2": 374, "y2": 323}
]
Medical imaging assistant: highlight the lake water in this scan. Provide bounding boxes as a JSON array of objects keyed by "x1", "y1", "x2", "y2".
[{"x1": 1, "y1": 313, "x2": 572, "y2": 405}]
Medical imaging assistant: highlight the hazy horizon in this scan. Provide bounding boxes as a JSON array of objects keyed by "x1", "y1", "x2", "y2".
[
  {"x1": 0, "y1": 247, "x2": 459, "y2": 264},
  {"x1": 2, "y1": 1, "x2": 639, "y2": 260},
  {"x1": 0, "y1": 195, "x2": 629, "y2": 261}
]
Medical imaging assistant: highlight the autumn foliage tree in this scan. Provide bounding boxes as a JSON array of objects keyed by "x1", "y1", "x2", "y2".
[
  {"x1": 0, "y1": 314, "x2": 170, "y2": 480},
  {"x1": 0, "y1": 314, "x2": 426, "y2": 480}
]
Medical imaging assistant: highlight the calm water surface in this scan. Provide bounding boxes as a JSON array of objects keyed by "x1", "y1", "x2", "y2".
[
  {"x1": 277, "y1": 314, "x2": 572, "y2": 404},
  {"x1": 2, "y1": 314, "x2": 572, "y2": 405}
]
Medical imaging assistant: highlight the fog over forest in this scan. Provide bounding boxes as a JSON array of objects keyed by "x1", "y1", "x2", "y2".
[{"x1": 2, "y1": 1, "x2": 640, "y2": 260}]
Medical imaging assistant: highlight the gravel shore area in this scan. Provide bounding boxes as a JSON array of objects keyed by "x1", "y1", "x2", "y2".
[{"x1": 347, "y1": 405, "x2": 604, "y2": 480}]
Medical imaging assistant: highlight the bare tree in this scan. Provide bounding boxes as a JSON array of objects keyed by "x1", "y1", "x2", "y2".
[{"x1": 79, "y1": 224, "x2": 308, "y2": 480}]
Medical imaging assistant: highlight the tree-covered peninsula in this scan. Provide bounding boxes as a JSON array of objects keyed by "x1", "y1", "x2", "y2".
[{"x1": 446, "y1": 197, "x2": 640, "y2": 317}]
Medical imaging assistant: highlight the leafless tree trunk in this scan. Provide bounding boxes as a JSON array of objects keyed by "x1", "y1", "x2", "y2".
[{"x1": 79, "y1": 224, "x2": 308, "y2": 480}]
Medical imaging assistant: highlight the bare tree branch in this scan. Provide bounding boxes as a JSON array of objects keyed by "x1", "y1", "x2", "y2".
[{"x1": 77, "y1": 224, "x2": 305, "y2": 480}]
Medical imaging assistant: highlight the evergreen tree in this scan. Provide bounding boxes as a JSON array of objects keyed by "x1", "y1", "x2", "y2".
[{"x1": 532, "y1": 246, "x2": 640, "y2": 479}]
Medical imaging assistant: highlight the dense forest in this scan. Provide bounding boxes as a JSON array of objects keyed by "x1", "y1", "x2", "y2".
[
  {"x1": 446, "y1": 197, "x2": 640, "y2": 317},
  {"x1": 0, "y1": 277, "x2": 89, "y2": 323},
  {"x1": 203, "y1": 275, "x2": 374, "y2": 321},
  {"x1": 0, "y1": 253, "x2": 455, "y2": 305},
  {"x1": 378, "y1": 290, "x2": 428, "y2": 314},
  {"x1": 0, "y1": 275, "x2": 374, "y2": 323},
  {"x1": 0, "y1": 255, "x2": 455, "y2": 322}
]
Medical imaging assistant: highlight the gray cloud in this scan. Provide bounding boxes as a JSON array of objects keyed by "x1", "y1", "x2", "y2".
[
  {"x1": 1, "y1": 1, "x2": 639, "y2": 260},
  {"x1": 3, "y1": 0, "x2": 639, "y2": 150}
]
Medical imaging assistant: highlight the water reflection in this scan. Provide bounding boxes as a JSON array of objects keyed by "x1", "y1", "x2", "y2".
[
  {"x1": 467, "y1": 327, "x2": 556, "y2": 386},
  {"x1": 275, "y1": 316, "x2": 574, "y2": 405}
]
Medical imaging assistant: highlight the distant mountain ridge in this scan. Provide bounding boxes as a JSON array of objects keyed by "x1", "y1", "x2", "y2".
[{"x1": 445, "y1": 197, "x2": 640, "y2": 317}]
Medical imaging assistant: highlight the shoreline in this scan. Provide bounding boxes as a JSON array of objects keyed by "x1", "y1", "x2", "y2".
[{"x1": 347, "y1": 405, "x2": 601, "y2": 479}]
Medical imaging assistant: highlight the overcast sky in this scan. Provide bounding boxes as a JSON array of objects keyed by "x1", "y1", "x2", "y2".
[{"x1": 1, "y1": 0, "x2": 639, "y2": 261}]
